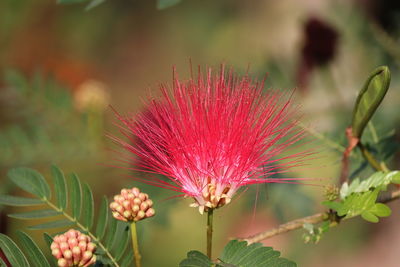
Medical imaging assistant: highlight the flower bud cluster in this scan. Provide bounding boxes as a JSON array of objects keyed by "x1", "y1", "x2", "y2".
[
  {"x1": 324, "y1": 184, "x2": 339, "y2": 201},
  {"x1": 110, "y1": 187, "x2": 155, "y2": 222},
  {"x1": 51, "y1": 229, "x2": 96, "y2": 267}
]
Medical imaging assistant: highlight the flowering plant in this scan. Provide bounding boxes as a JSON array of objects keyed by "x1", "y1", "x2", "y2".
[
  {"x1": 113, "y1": 67, "x2": 310, "y2": 214},
  {"x1": 1, "y1": 65, "x2": 400, "y2": 267}
]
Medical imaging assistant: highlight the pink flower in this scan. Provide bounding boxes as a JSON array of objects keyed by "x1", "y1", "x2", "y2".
[{"x1": 112, "y1": 66, "x2": 311, "y2": 214}]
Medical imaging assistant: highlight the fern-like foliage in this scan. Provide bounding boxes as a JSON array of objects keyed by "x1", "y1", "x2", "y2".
[
  {"x1": 0, "y1": 232, "x2": 51, "y2": 267},
  {"x1": 0, "y1": 70, "x2": 105, "y2": 168},
  {"x1": 323, "y1": 171, "x2": 400, "y2": 223},
  {"x1": 0, "y1": 165, "x2": 132, "y2": 267},
  {"x1": 179, "y1": 240, "x2": 297, "y2": 267}
]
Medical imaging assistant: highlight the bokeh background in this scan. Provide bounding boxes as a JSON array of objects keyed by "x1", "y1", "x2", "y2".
[{"x1": 1, "y1": 0, "x2": 400, "y2": 266}]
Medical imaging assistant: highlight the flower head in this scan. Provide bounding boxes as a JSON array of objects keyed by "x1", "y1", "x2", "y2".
[
  {"x1": 109, "y1": 187, "x2": 155, "y2": 222},
  {"x1": 51, "y1": 229, "x2": 96, "y2": 267},
  {"x1": 112, "y1": 66, "x2": 310, "y2": 214}
]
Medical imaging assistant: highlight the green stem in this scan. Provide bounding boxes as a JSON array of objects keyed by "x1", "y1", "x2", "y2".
[
  {"x1": 367, "y1": 122, "x2": 379, "y2": 143},
  {"x1": 45, "y1": 201, "x2": 120, "y2": 266},
  {"x1": 367, "y1": 122, "x2": 390, "y2": 171},
  {"x1": 358, "y1": 142, "x2": 389, "y2": 172},
  {"x1": 130, "y1": 222, "x2": 141, "y2": 267},
  {"x1": 206, "y1": 209, "x2": 214, "y2": 259}
]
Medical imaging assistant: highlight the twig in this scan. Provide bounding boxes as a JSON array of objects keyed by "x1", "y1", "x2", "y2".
[
  {"x1": 241, "y1": 213, "x2": 327, "y2": 244},
  {"x1": 239, "y1": 189, "x2": 400, "y2": 244},
  {"x1": 339, "y1": 127, "x2": 359, "y2": 185}
]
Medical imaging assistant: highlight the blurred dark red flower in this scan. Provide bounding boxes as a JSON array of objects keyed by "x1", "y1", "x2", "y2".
[{"x1": 297, "y1": 17, "x2": 339, "y2": 92}]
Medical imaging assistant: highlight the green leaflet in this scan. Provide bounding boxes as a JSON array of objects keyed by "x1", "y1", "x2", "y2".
[
  {"x1": 120, "y1": 252, "x2": 134, "y2": 267},
  {"x1": 0, "y1": 234, "x2": 29, "y2": 267},
  {"x1": 96, "y1": 196, "x2": 109, "y2": 239},
  {"x1": 180, "y1": 251, "x2": 212, "y2": 267},
  {"x1": 113, "y1": 223, "x2": 130, "y2": 261},
  {"x1": 0, "y1": 195, "x2": 44, "y2": 206},
  {"x1": 82, "y1": 182, "x2": 94, "y2": 230},
  {"x1": 8, "y1": 168, "x2": 51, "y2": 200},
  {"x1": 340, "y1": 171, "x2": 400, "y2": 199},
  {"x1": 43, "y1": 233, "x2": 53, "y2": 247},
  {"x1": 105, "y1": 213, "x2": 118, "y2": 248},
  {"x1": 17, "y1": 231, "x2": 50, "y2": 267},
  {"x1": 8, "y1": 209, "x2": 61, "y2": 220},
  {"x1": 351, "y1": 66, "x2": 391, "y2": 138},
  {"x1": 51, "y1": 165, "x2": 68, "y2": 210},
  {"x1": 28, "y1": 219, "x2": 75, "y2": 230},
  {"x1": 69, "y1": 173, "x2": 82, "y2": 219}
]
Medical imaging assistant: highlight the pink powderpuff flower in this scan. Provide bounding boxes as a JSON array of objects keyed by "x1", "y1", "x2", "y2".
[{"x1": 111, "y1": 66, "x2": 312, "y2": 214}]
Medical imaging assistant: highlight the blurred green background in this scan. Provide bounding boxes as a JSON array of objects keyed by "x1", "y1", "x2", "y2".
[{"x1": 1, "y1": 0, "x2": 400, "y2": 266}]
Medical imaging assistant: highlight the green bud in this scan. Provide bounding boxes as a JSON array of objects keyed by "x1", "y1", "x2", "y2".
[{"x1": 351, "y1": 66, "x2": 391, "y2": 138}]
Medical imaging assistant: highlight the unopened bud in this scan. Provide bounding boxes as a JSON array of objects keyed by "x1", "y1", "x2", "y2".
[
  {"x1": 138, "y1": 193, "x2": 147, "y2": 201},
  {"x1": 136, "y1": 210, "x2": 145, "y2": 220},
  {"x1": 132, "y1": 205, "x2": 140, "y2": 213},
  {"x1": 51, "y1": 242, "x2": 59, "y2": 250},
  {"x1": 63, "y1": 249, "x2": 72, "y2": 259},
  {"x1": 131, "y1": 187, "x2": 140, "y2": 196},
  {"x1": 78, "y1": 241, "x2": 87, "y2": 251},
  {"x1": 121, "y1": 189, "x2": 129, "y2": 196},
  {"x1": 60, "y1": 242, "x2": 69, "y2": 251},
  {"x1": 68, "y1": 238, "x2": 78, "y2": 248},
  {"x1": 146, "y1": 208, "x2": 155, "y2": 217},
  {"x1": 58, "y1": 258, "x2": 68, "y2": 267},
  {"x1": 123, "y1": 210, "x2": 132, "y2": 218},
  {"x1": 122, "y1": 200, "x2": 131, "y2": 209},
  {"x1": 140, "y1": 202, "x2": 149, "y2": 211},
  {"x1": 82, "y1": 251, "x2": 93, "y2": 261},
  {"x1": 58, "y1": 235, "x2": 67, "y2": 243},
  {"x1": 51, "y1": 229, "x2": 96, "y2": 266},
  {"x1": 66, "y1": 229, "x2": 77, "y2": 238},
  {"x1": 52, "y1": 248, "x2": 62, "y2": 259},
  {"x1": 110, "y1": 187, "x2": 155, "y2": 222},
  {"x1": 87, "y1": 242, "x2": 96, "y2": 252}
]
